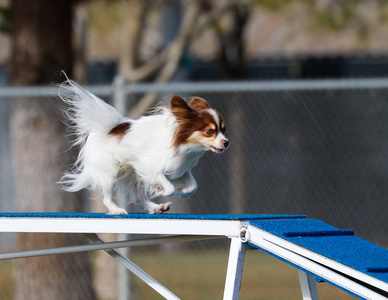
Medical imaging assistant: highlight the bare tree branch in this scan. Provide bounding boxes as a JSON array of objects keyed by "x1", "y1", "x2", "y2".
[
  {"x1": 193, "y1": 0, "x2": 248, "y2": 36},
  {"x1": 123, "y1": 0, "x2": 249, "y2": 118},
  {"x1": 121, "y1": 46, "x2": 170, "y2": 82},
  {"x1": 126, "y1": 0, "x2": 151, "y2": 71},
  {"x1": 128, "y1": 1, "x2": 201, "y2": 118},
  {"x1": 119, "y1": 0, "x2": 170, "y2": 82}
]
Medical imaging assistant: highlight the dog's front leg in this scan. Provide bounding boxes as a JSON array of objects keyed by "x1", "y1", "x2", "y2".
[
  {"x1": 142, "y1": 174, "x2": 174, "y2": 214},
  {"x1": 144, "y1": 199, "x2": 172, "y2": 214},
  {"x1": 172, "y1": 171, "x2": 198, "y2": 198}
]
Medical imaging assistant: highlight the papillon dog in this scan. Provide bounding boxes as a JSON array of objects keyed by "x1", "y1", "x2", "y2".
[{"x1": 59, "y1": 80, "x2": 229, "y2": 214}]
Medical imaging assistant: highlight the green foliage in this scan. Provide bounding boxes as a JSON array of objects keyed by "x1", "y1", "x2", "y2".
[
  {"x1": 251, "y1": 0, "x2": 388, "y2": 41},
  {"x1": 312, "y1": 4, "x2": 358, "y2": 31},
  {"x1": 252, "y1": 0, "x2": 293, "y2": 11},
  {"x1": 0, "y1": 6, "x2": 10, "y2": 34},
  {"x1": 88, "y1": 1, "x2": 124, "y2": 36},
  {"x1": 378, "y1": 2, "x2": 388, "y2": 22},
  {"x1": 309, "y1": 1, "x2": 370, "y2": 40}
]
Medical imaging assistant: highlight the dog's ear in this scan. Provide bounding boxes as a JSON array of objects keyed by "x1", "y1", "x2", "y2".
[
  {"x1": 170, "y1": 95, "x2": 195, "y2": 120},
  {"x1": 170, "y1": 95, "x2": 192, "y2": 111},
  {"x1": 188, "y1": 97, "x2": 211, "y2": 111}
]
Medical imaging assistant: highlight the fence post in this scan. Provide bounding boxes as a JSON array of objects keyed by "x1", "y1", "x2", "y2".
[
  {"x1": 113, "y1": 75, "x2": 127, "y2": 116},
  {"x1": 112, "y1": 75, "x2": 132, "y2": 300}
]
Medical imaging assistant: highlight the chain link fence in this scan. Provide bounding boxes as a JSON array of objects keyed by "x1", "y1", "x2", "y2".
[{"x1": 1, "y1": 78, "x2": 388, "y2": 299}]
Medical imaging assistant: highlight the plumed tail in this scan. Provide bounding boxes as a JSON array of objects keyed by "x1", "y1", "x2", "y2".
[
  {"x1": 59, "y1": 77, "x2": 124, "y2": 147},
  {"x1": 58, "y1": 76, "x2": 124, "y2": 192},
  {"x1": 59, "y1": 146, "x2": 94, "y2": 192}
]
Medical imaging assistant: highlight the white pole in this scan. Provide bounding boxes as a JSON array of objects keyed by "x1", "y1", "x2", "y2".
[
  {"x1": 298, "y1": 270, "x2": 319, "y2": 300},
  {"x1": 223, "y1": 238, "x2": 247, "y2": 300},
  {"x1": 112, "y1": 75, "x2": 131, "y2": 300}
]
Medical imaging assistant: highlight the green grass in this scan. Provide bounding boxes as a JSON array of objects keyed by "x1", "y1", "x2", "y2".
[
  {"x1": 130, "y1": 248, "x2": 357, "y2": 300},
  {"x1": 0, "y1": 260, "x2": 13, "y2": 299}
]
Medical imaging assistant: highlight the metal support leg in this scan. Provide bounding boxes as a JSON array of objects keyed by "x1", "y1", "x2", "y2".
[
  {"x1": 298, "y1": 269, "x2": 319, "y2": 300},
  {"x1": 85, "y1": 234, "x2": 181, "y2": 300},
  {"x1": 223, "y1": 238, "x2": 247, "y2": 300}
]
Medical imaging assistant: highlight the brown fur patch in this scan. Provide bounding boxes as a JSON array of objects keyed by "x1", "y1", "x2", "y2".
[{"x1": 108, "y1": 122, "x2": 131, "y2": 140}]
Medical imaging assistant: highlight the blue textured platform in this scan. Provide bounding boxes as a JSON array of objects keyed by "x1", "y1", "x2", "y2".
[
  {"x1": 249, "y1": 218, "x2": 388, "y2": 286},
  {"x1": 0, "y1": 212, "x2": 306, "y2": 221}
]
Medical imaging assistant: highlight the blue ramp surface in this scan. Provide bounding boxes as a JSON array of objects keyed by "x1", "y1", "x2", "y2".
[
  {"x1": 250, "y1": 218, "x2": 388, "y2": 292},
  {"x1": 0, "y1": 212, "x2": 305, "y2": 221}
]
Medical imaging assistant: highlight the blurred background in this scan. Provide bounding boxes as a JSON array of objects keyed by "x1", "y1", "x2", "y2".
[{"x1": 1, "y1": 0, "x2": 388, "y2": 299}]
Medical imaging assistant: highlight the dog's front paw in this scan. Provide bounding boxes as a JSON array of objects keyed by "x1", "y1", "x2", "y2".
[
  {"x1": 155, "y1": 202, "x2": 172, "y2": 214},
  {"x1": 146, "y1": 201, "x2": 172, "y2": 214},
  {"x1": 107, "y1": 208, "x2": 128, "y2": 215}
]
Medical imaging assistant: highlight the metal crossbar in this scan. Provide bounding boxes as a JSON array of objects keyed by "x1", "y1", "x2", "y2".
[
  {"x1": 0, "y1": 235, "x2": 218, "y2": 260},
  {"x1": 2, "y1": 77, "x2": 388, "y2": 98}
]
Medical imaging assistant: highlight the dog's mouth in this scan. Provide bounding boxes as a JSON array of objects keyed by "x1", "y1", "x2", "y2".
[{"x1": 210, "y1": 146, "x2": 224, "y2": 153}]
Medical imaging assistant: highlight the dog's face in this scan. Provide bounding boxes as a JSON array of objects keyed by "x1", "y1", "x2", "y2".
[{"x1": 170, "y1": 95, "x2": 229, "y2": 153}]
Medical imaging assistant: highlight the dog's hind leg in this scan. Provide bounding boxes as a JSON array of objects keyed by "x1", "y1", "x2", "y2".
[
  {"x1": 103, "y1": 187, "x2": 128, "y2": 215},
  {"x1": 85, "y1": 147, "x2": 128, "y2": 214},
  {"x1": 97, "y1": 166, "x2": 127, "y2": 215}
]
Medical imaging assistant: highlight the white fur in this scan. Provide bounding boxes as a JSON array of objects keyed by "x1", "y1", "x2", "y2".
[{"x1": 59, "y1": 80, "x2": 215, "y2": 214}]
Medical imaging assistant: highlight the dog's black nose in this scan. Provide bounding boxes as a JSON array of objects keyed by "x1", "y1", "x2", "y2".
[{"x1": 223, "y1": 140, "x2": 229, "y2": 148}]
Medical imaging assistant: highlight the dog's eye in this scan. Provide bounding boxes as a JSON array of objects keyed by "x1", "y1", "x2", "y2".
[{"x1": 205, "y1": 128, "x2": 214, "y2": 136}]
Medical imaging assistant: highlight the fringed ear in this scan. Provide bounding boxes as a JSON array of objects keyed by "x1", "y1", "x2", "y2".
[
  {"x1": 170, "y1": 95, "x2": 191, "y2": 110},
  {"x1": 188, "y1": 97, "x2": 211, "y2": 111},
  {"x1": 170, "y1": 95, "x2": 195, "y2": 120}
]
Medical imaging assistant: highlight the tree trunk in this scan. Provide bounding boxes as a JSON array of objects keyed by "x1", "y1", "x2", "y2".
[
  {"x1": 10, "y1": 1, "x2": 95, "y2": 299},
  {"x1": 217, "y1": 6, "x2": 249, "y2": 213}
]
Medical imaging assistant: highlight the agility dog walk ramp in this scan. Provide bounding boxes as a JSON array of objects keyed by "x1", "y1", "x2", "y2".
[{"x1": 0, "y1": 213, "x2": 386, "y2": 299}]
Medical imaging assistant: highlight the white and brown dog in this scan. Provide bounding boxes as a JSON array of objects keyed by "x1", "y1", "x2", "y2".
[{"x1": 59, "y1": 80, "x2": 229, "y2": 214}]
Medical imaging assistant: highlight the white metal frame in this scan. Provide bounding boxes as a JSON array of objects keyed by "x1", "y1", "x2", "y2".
[{"x1": 0, "y1": 216, "x2": 387, "y2": 300}]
